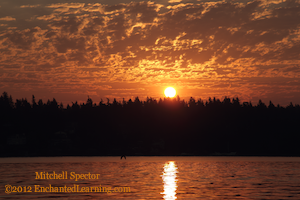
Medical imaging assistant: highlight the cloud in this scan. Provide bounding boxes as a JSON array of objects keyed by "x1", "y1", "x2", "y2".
[
  {"x1": 0, "y1": 16, "x2": 16, "y2": 21},
  {"x1": 46, "y1": 3, "x2": 85, "y2": 9},
  {"x1": 168, "y1": 0, "x2": 182, "y2": 3},
  {"x1": 20, "y1": 4, "x2": 40, "y2": 8},
  {"x1": 5, "y1": 28, "x2": 37, "y2": 49},
  {"x1": 1, "y1": 0, "x2": 300, "y2": 105},
  {"x1": 36, "y1": 14, "x2": 60, "y2": 21}
]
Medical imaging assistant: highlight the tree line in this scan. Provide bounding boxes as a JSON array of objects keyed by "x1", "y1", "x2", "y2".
[{"x1": 1, "y1": 91, "x2": 300, "y2": 157}]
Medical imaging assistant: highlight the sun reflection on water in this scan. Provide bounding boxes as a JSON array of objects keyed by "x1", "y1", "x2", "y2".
[{"x1": 161, "y1": 161, "x2": 178, "y2": 200}]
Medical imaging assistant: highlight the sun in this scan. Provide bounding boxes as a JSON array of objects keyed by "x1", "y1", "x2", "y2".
[{"x1": 164, "y1": 87, "x2": 176, "y2": 98}]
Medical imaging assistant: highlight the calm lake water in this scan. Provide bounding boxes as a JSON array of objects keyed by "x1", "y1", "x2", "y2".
[{"x1": 1, "y1": 156, "x2": 300, "y2": 199}]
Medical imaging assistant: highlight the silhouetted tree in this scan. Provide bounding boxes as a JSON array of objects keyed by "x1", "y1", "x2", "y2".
[
  {"x1": 122, "y1": 98, "x2": 126, "y2": 106},
  {"x1": 134, "y1": 97, "x2": 141, "y2": 107},
  {"x1": 2, "y1": 91, "x2": 300, "y2": 157},
  {"x1": 15, "y1": 98, "x2": 31, "y2": 110},
  {"x1": 32, "y1": 95, "x2": 37, "y2": 109},
  {"x1": 222, "y1": 96, "x2": 231, "y2": 106},
  {"x1": 99, "y1": 98, "x2": 104, "y2": 107},
  {"x1": 15, "y1": 99, "x2": 22, "y2": 109},
  {"x1": 232, "y1": 97, "x2": 240, "y2": 108},
  {"x1": 257, "y1": 99, "x2": 267, "y2": 109},
  {"x1": 189, "y1": 97, "x2": 196, "y2": 108},
  {"x1": 0, "y1": 91, "x2": 14, "y2": 110},
  {"x1": 86, "y1": 96, "x2": 93, "y2": 107},
  {"x1": 268, "y1": 101, "x2": 275, "y2": 109},
  {"x1": 286, "y1": 102, "x2": 294, "y2": 110},
  {"x1": 197, "y1": 98, "x2": 204, "y2": 108},
  {"x1": 72, "y1": 101, "x2": 80, "y2": 110},
  {"x1": 38, "y1": 99, "x2": 44, "y2": 107},
  {"x1": 44, "y1": 98, "x2": 59, "y2": 111}
]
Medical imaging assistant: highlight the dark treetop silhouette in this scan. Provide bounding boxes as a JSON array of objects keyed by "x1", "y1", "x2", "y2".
[{"x1": 1, "y1": 91, "x2": 300, "y2": 157}]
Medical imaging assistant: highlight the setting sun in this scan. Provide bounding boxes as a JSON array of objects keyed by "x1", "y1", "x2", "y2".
[{"x1": 164, "y1": 87, "x2": 176, "y2": 98}]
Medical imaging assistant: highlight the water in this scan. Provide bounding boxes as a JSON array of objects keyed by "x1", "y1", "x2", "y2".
[{"x1": 1, "y1": 156, "x2": 300, "y2": 199}]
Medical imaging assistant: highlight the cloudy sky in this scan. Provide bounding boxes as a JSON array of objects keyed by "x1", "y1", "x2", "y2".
[{"x1": 1, "y1": 0, "x2": 300, "y2": 105}]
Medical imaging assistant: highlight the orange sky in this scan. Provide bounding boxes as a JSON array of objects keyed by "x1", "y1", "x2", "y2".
[{"x1": 1, "y1": 0, "x2": 300, "y2": 106}]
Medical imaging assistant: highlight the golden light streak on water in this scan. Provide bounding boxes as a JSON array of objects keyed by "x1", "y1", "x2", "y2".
[{"x1": 161, "y1": 161, "x2": 178, "y2": 200}]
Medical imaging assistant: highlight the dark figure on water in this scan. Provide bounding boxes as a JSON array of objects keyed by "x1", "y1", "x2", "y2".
[{"x1": 121, "y1": 155, "x2": 126, "y2": 159}]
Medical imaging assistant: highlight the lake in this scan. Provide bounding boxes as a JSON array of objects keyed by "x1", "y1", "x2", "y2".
[{"x1": 1, "y1": 156, "x2": 300, "y2": 199}]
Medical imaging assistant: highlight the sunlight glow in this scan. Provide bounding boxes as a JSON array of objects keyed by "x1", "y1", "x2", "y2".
[
  {"x1": 164, "y1": 87, "x2": 176, "y2": 98},
  {"x1": 161, "y1": 161, "x2": 178, "y2": 200}
]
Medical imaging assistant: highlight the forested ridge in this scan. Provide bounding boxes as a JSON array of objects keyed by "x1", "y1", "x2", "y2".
[{"x1": 1, "y1": 91, "x2": 300, "y2": 157}]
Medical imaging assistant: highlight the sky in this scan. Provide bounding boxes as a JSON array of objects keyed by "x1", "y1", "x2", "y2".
[{"x1": 0, "y1": 0, "x2": 300, "y2": 106}]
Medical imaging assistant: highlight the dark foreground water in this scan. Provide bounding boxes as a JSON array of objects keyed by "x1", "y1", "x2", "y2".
[{"x1": 1, "y1": 156, "x2": 300, "y2": 199}]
